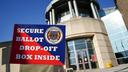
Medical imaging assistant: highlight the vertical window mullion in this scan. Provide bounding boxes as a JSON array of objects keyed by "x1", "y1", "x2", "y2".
[
  {"x1": 85, "y1": 40, "x2": 92, "y2": 69},
  {"x1": 73, "y1": 41, "x2": 80, "y2": 70}
]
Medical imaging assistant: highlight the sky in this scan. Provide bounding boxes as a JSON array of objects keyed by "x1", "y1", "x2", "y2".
[
  {"x1": 0, "y1": 0, "x2": 115, "y2": 42},
  {"x1": 97, "y1": 0, "x2": 115, "y2": 8},
  {"x1": 0, "y1": 0, "x2": 51, "y2": 42}
]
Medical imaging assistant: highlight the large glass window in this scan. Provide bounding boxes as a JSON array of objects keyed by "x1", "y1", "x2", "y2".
[
  {"x1": 79, "y1": 9, "x2": 92, "y2": 17},
  {"x1": 115, "y1": 50, "x2": 128, "y2": 64},
  {"x1": 75, "y1": 39, "x2": 86, "y2": 50},
  {"x1": 67, "y1": 38, "x2": 98, "y2": 70}
]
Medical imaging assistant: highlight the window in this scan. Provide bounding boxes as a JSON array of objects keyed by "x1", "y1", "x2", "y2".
[
  {"x1": 67, "y1": 38, "x2": 98, "y2": 70},
  {"x1": 79, "y1": 9, "x2": 92, "y2": 17},
  {"x1": 75, "y1": 39, "x2": 86, "y2": 50},
  {"x1": 115, "y1": 50, "x2": 128, "y2": 64}
]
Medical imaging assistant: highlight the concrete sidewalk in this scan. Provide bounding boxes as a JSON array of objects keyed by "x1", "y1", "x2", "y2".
[
  {"x1": 76, "y1": 64, "x2": 128, "y2": 72},
  {"x1": 104, "y1": 64, "x2": 128, "y2": 72}
]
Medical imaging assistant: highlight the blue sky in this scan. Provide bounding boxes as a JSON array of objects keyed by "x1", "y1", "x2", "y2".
[
  {"x1": 97, "y1": 0, "x2": 115, "y2": 8},
  {"x1": 0, "y1": 0, "x2": 115, "y2": 42},
  {"x1": 0, "y1": 0, "x2": 51, "y2": 42}
]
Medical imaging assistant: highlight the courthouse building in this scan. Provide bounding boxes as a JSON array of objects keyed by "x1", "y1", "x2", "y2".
[
  {"x1": 45, "y1": 0, "x2": 118, "y2": 71},
  {"x1": 0, "y1": 0, "x2": 119, "y2": 72}
]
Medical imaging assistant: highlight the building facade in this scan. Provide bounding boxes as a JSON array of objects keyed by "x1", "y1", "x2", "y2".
[
  {"x1": 101, "y1": 0, "x2": 128, "y2": 65},
  {"x1": 0, "y1": 0, "x2": 119, "y2": 72},
  {"x1": 0, "y1": 41, "x2": 20, "y2": 72},
  {"x1": 45, "y1": 0, "x2": 118, "y2": 71},
  {"x1": 101, "y1": 10, "x2": 128, "y2": 65}
]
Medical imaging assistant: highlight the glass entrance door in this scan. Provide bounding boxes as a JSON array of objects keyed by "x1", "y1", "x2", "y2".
[
  {"x1": 77, "y1": 49, "x2": 97, "y2": 70},
  {"x1": 77, "y1": 50, "x2": 90, "y2": 70},
  {"x1": 67, "y1": 38, "x2": 98, "y2": 70}
]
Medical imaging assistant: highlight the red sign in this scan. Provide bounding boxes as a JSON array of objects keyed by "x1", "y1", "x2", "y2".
[{"x1": 9, "y1": 24, "x2": 65, "y2": 65}]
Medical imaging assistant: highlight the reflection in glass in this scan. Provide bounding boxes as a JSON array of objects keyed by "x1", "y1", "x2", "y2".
[
  {"x1": 70, "y1": 58, "x2": 76, "y2": 65},
  {"x1": 69, "y1": 52, "x2": 75, "y2": 58}
]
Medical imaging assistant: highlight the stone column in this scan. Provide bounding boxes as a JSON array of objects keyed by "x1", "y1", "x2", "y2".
[
  {"x1": 90, "y1": 2, "x2": 98, "y2": 19},
  {"x1": 52, "y1": 9, "x2": 55, "y2": 24},
  {"x1": 93, "y1": 33, "x2": 118, "y2": 68},
  {"x1": 68, "y1": 1, "x2": 73, "y2": 17},
  {"x1": 73, "y1": 0, "x2": 79, "y2": 17},
  {"x1": 49, "y1": 11, "x2": 52, "y2": 24},
  {"x1": 94, "y1": 4, "x2": 100, "y2": 18},
  {"x1": 73, "y1": 42, "x2": 80, "y2": 70}
]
